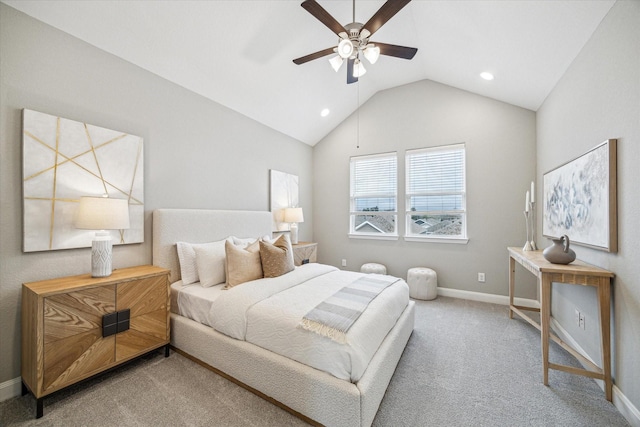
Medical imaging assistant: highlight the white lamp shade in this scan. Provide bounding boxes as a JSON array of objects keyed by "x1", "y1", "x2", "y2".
[
  {"x1": 75, "y1": 197, "x2": 130, "y2": 230},
  {"x1": 353, "y1": 59, "x2": 367, "y2": 77},
  {"x1": 284, "y1": 207, "x2": 304, "y2": 223},
  {"x1": 337, "y1": 39, "x2": 354, "y2": 59},
  {"x1": 329, "y1": 55, "x2": 344, "y2": 72},
  {"x1": 363, "y1": 45, "x2": 380, "y2": 64}
]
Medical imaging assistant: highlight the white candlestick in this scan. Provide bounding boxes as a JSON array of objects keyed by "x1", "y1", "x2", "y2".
[
  {"x1": 525, "y1": 191, "x2": 530, "y2": 212},
  {"x1": 531, "y1": 181, "x2": 535, "y2": 204}
]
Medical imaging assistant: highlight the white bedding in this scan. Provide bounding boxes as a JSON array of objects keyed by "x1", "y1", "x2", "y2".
[{"x1": 174, "y1": 263, "x2": 410, "y2": 382}]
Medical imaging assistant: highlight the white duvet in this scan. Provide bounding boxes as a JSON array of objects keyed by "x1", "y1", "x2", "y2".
[{"x1": 208, "y1": 263, "x2": 410, "y2": 382}]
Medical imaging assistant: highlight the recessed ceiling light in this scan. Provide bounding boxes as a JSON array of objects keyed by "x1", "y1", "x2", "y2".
[
  {"x1": 320, "y1": 108, "x2": 330, "y2": 117},
  {"x1": 480, "y1": 72, "x2": 494, "y2": 81}
]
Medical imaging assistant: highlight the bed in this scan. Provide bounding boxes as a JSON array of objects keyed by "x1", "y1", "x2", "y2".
[{"x1": 152, "y1": 208, "x2": 415, "y2": 427}]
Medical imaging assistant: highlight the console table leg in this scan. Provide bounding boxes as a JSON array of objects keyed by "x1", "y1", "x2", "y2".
[
  {"x1": 598, "y1": 278, "x2": 613, "y2": 402},
  {"x1": 164, "y1": 344, "x2": 170, "y2": 358},
  {"x1": 508, "y1": 257, "x2": 515, "y2": 319},
  {"x1": 540, "y1": 275, "x2": 552, "y2": 386}
]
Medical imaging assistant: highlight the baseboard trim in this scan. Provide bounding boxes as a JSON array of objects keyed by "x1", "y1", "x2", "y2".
[
  {"x1": 0, "y1": 376, "x2": 22, "y2": 403},
  {"x1": 436, "y1": 287, "x2": 539, "y2": 308}
]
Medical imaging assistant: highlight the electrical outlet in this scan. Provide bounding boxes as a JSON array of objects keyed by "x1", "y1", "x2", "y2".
[
  {"x1": 478, "y1": 273, "x2": 485, "y2": 282},
  {"x1": 575, "y1": 309, "x2": 580, "y2": 327},
  {"x1": 579, "y1": 312, "x2": 585, "y2": 330},
  {"x1": 341, "y1": 259, "x2": 347, "y2": 267}
]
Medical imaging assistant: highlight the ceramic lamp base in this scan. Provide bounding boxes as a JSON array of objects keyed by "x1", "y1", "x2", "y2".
[
  {"x1": 290, "y1": 223, "x2": 299, "y2": 245},
  {"x1": 91, "y1": 232, "x2": 113, "y2": 277}
]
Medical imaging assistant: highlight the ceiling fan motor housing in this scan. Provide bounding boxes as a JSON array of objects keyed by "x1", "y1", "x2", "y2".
[{"x1": 342, "y1": 22, "x2": 369, "y2": 59}]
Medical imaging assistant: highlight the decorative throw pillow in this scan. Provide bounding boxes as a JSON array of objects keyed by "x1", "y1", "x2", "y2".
[
  {"x1": 193, "y1": 239, "x2": 229, "y2": 287},
  {"x1": 224, "y1": 240, "x2": 263, "y2": 289},
  {"x1": 259, "y1": 234, "x2": 295, "y2": 278},
  {"x1": 177, "y1": 240, "x2": 228, "y2": 285}
]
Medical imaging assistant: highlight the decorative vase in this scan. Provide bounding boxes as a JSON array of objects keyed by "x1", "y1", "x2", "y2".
[{"x1": 542, "y1": 235, "x2": 576, "y2": 265}]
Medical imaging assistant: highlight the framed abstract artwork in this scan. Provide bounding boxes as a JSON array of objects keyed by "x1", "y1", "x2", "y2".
[
  {"x1": 22, "y1": 109, "x2": 144, "y2": 252},
  {"x1": 269, "y1": 169, "x2": 299, "y2": 232},
  {"x1": 542, "y1": 139, "x2": 617, "y2": 252}
]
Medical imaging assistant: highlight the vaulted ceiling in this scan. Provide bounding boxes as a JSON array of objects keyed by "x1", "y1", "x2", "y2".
[{"x1": 3, "y1": 0, "x2": 615, "y2": 145}]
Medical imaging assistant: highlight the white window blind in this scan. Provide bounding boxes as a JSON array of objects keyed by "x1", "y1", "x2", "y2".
[
  {"x1": 350, "y1": 152, "x2": 397, "y2": 238},
  {"x1": 405, "y1": 143, "x2": 467, "y2": 241}
]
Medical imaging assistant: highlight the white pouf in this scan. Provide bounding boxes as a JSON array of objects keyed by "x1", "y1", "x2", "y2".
[
  {"x1": 360, "y1": 263, "x2": 387, "y2": 274},
  {"x1": 407, "y1": 267, "x2": 438, "y2": 300}
]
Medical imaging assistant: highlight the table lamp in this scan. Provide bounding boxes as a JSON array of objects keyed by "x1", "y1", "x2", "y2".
[
  {"x1": 75, "y1": 196, "x2": 130, "y2": 277},
  {"x1": 284, "y1": 207, "x2": 304, "y2": 245}
]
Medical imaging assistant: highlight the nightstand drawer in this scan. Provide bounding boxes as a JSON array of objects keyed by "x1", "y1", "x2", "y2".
[{"x1": 292, "y1": 242, "x2": 317, "y2": 266}]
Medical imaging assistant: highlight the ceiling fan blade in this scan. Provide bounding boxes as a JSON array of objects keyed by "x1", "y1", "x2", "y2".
[
  {"x1": 301, "y1": 0, "x2": 348, "y2": 37},
  {"x1": 374, "y1": 42, "x2": 418, "y2": 60},
  {"x1": 347, "y1": 57, "x2": 358, "y2": 84},
  {"x1": 293, "y1": 47, "x2": 336, "y2": 65},
  {"x1": 362, "y1": 0, "x2": 412, "y2": 38}
]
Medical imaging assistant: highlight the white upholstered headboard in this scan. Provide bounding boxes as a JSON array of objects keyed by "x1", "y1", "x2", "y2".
[{"x1": 152, "y1": 209, "x2": 273, "y2": 283}]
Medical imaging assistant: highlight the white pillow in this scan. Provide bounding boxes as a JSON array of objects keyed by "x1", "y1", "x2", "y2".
[
  {"x1": 232, "y1": 235, "x2": 274, "y2": 248},
  {"x1": 176, "y1": 239, "x2": 229, "y2": 285},
  {"x1": 194, "y1": 239, "x2": 229, "y2": 287}
]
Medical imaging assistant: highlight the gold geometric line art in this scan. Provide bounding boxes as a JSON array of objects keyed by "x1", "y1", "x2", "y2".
[
  {"x1": 23, "y1": 130, "x2": 143, "y2": 205},
  {"x1": 84, "y1": 122, "x2": 108, "y2": 196},
  {"x1": 23, "y1": 131, "x2": 126, "y2": 181},
  {"x1": 22, "y1": 109, "x2": 144, "y2": 253},
  {"x1": 49, "y1": 117, "x2": 61, "y2": 249},
  {"x1": 25, "y1": 197, "x2": 81, "y2": 203},
  {"x1": 24, "y1": 196, "x2": 144, "y2": 206}
]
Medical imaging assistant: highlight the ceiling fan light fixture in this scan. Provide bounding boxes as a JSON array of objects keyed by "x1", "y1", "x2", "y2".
[
  {"x1": 338, "y1": 38, "x2": 354, "y2": 59},
  {"x1": 353, "y1": 58, "x2": 367, "y2": 78},
  {"x1": 363, "y1": 45, "x2": 380, "y2": 64},
  {"x1": 329, "y1": 55, "x2": 344, "y2": 72}
]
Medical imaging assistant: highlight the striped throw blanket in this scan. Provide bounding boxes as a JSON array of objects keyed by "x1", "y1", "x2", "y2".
[{"x1": 299, "y1": 274, "x2": 399, "y2": 344}]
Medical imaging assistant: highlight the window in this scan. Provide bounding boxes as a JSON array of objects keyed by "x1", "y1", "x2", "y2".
[
  {"x1": 349, "y1": 152, "x2": 397, "y2": 239},
  {"x1": 405, "y1": 143, "x2": 467, "y2": 243}
]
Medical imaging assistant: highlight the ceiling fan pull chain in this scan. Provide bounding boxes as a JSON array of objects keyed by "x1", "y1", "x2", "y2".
[{"x1": 356, "y1": 81, "x2": 360, "y2": 149}]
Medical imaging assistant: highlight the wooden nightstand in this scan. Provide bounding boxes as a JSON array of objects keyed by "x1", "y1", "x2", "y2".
[
  {"x1": 21, "y1": 265, "x2": 170, "y2": 418},
  {"x1": 292, "y1": 242, "x2": 317, "y2": 266}
]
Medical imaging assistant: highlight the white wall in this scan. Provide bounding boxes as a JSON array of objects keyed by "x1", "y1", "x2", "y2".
[
  {"x1": 313, "y1": 79, "x2": 537, "y2": 297},
  {"x1": 0, "y1": 4, "x2": 312, "y2": 386},
  {"x1": 537, "y1": 0, "x2": 640, "y2": 416}
]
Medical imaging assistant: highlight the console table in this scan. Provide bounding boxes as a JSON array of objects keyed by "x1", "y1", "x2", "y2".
[{"x1": 507, "y1": 247, "x2": 614, "y2": 401}]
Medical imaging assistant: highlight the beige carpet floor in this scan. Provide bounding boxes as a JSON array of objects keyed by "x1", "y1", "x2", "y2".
[{"x1": 0, "y1": 297, "x2": 630, "y2": 426}]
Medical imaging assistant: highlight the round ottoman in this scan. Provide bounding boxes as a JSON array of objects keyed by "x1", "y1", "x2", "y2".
[
  {"x1": 407, "y1": 267, "x2": 438, "y2": 300},
  {"x1": 360, "y1": 263, "x2": 387, "y2": 274}
]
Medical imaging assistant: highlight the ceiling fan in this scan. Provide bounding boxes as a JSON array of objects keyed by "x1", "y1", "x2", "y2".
[{"x1": 293, "y1": 0, "x2": 418, "y2": 84}]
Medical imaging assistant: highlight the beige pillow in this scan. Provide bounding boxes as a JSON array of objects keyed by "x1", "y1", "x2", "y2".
[
  {"x1": 259, "y1": 234, "x2": 295, "y2": 278},
  {"x1": 224, "y1": 240, "x2": 263, "y2": 289}
]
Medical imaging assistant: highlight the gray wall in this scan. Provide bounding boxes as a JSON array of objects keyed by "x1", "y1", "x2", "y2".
[
  {"x1": 0, "y1": 4, "x2": 312, "y2": 384},
  {"x1": 313, "y1": 79, "x2": 537, "y2": 297},
  {"x1": 537, "y1": 0, "x2": 640, "y2": 412}
]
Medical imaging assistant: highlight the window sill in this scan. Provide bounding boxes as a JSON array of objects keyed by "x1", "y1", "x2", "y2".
[
  {"x1": 403, "y1": 236, "x2": 469, "y2": 244},
  {"x1": 348, "y1": 233, "x2": 399, "y2": 241}
]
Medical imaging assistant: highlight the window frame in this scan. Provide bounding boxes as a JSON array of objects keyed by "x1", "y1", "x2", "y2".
[
  {"x1": 349, "y1": 152, "x2": 398, "y2": 240},
  {"x1": 404, "y1": 143, "x2": 468, "y2": 244}
]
